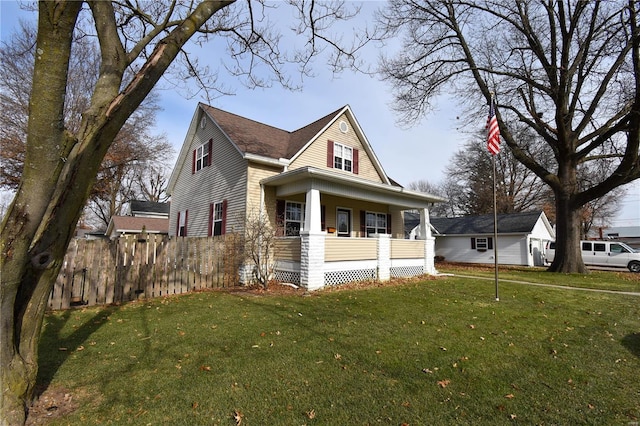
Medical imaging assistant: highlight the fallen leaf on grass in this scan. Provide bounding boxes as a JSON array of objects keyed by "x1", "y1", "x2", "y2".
[
  {"x1": 504, "y1": 394, "x2": 514, "y2": 399},
  {"x1": 199, "y1": 365, "x2": 211, "y2": 372},
  {"x1": 233, "y1": 410, "x2": 244, "y2": 425},
  {"x1": 437, "y1": 379, "x2": 451, "y2": 388},
  {"x1": 306, "y1": 409, "x2": 316, "y2": 419},
  {"x1": 422, "y1": 368, "x2": 433, "y2": 374},
  {"x1": 334, "y1": 353, "x2": 342, "y2": 360}
]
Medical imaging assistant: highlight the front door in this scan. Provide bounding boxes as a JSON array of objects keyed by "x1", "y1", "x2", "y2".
[{"x1": 336, "y1": 208, "x2": 351, "y2": 237}]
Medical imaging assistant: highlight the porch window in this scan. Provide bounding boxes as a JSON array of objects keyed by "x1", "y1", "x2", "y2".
[
  {"x1": 365, "y1": 212, "x2": 387, "y2": 237},
  {"x1": 285, "y1": 201, "x2": 305, "y2": 236},
  {"x1": 333, "y1": 142, "x2": 353, "y2": 172}
]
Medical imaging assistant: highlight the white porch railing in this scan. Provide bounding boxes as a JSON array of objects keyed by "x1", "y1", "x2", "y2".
[{"x1": 273, "y1": 234, "x2": 435, "y2": 289}]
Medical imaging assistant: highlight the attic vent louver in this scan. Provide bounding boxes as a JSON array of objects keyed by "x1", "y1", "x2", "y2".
[{"x1": 339, "y1": 120, "x2": 349, "y2": 133}]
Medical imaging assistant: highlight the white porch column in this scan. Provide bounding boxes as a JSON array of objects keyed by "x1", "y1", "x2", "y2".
[
  {"x1": 300, "y1": 231, "x2": 325, "y2": 290},
  {"x1": 300, "y1": 188, "x2": 325, "y2": 290},
  {"x1": 419, "y1": 208, "x2": 437, "y2": 275},
  {"x1": 304, "y1": 188, "x2": 321, "y2": 233},
  {"x1": 376, "y1": 233, "x2": 391, "y2": 281}
]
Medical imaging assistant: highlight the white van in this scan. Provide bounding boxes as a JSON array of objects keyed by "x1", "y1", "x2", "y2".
[{"x1": 545, "y1": 240, "x2": 640, "y2": 272}]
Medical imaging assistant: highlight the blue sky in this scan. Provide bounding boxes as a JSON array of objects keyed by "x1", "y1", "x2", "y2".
[{"x1": 1, "y1": 1, "x2": 637, "y2": 226}]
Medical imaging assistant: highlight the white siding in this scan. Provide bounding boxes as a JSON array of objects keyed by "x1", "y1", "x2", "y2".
[
  {"x1": 169, "y1": 111, "x2": 247, "y2": 236},
  {"x1": 435, "y1": 235, "x2": 529, "y2": 265}
]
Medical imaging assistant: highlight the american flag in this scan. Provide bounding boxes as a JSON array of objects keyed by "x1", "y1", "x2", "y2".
[{"x1": 487, "y1": 97, "x2": 500, "y2": 155}]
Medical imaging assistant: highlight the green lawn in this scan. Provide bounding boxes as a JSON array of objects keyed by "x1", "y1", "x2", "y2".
[{"x1": 36, "y1": 270, "x2": 640, "y2": 425}]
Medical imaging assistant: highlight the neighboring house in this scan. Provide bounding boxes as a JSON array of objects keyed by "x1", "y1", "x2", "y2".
[
  {"x1": 421, "y1": 211, "x2": 555, "y2": 267},
  {"x1": 167, "y1": 103, "x2": 445, "y2": 290},
  {"x1": 105, "y1": 201, "x2": 170, "y2": 239},
  {"x1": 128, "y1": 200, "x2": 170, "y2": 218}
]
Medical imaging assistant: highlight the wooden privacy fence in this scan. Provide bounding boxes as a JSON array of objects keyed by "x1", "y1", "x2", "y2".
[{"x1": 48, "y1": 234, "x2": 243, "y2": 310}]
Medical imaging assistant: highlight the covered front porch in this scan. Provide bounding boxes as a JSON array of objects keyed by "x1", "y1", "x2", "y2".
[{"x1": 260, "y1": 167, "x2": 444, "y2": 290}]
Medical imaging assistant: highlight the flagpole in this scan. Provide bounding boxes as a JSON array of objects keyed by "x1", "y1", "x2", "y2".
[
  {"x1": 487, "y1": 92, "x2": 500, "y2": 302},
  {"x1": 492, "y1": 153, "x2": 499, "y2": 301}
]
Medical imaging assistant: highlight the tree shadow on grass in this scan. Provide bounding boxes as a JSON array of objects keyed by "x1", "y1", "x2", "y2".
[
  {"x1": 36, "y1": 306, "x2": 116, "y2": 397},
  {"x1": 621, "y1": 332, "x2": 640, "y2": 358}
]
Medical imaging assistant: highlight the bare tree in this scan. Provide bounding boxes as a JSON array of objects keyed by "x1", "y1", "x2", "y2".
[
  {"x1": 0, "y1": 2, "x2": 369, "y2": 423},
  {"x1": 406, "y1": 179, "x2": 452, "y2": 217},
  {"x1": 443, "y1": 130, "x2": 553, "y2": 216},
  {"x1": 377, "y1": 0, "x2": 640, "y2": 273},
  {"x1": 242, "y1": 209, "x2": 277, "y2": 289},
  {"x1": 0, "y1": 20, "x2": 171, "y2": 230}
]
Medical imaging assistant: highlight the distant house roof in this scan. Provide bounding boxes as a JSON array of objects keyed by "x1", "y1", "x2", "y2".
[
  {"x1": 431, "y1": 211, "x2": 547, "y2": 235},
  {"x1": 106, "y1": 216, "x2": 169, "y2": 238},
  {"x1": 202, "y1": 104, "x2": 341, "y2": 160},
  {"x1": 129, "y1": 200, "x2": 170, "y2": 216}
]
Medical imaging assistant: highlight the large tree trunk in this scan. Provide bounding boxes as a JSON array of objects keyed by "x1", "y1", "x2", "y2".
[
  {"x1": 1, "y1": 4, "x2": 83, "y2": 424},
  {"x1": 548, "y1": 190, "x2": 588, "y2": 273},
  {"x1": 548, "y1": 157, "x2": 588, "y2": 274},
  {"x1": 1, "y1": 2, "x2": 233, "y2": 424}
]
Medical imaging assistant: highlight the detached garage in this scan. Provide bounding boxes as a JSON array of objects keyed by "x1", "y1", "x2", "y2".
[{"x1": 429, "y1": 211, "x2": 555, "y2": 267}]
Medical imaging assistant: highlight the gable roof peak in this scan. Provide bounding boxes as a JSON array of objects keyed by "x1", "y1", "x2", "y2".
[{"x1": 200, "y1": 103, "x2": 347, "y2": 160}]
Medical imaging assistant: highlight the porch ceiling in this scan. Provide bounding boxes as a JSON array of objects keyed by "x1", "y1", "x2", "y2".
[{"x1": 260, "y1": 166, "x2": 446, "y2": 210}]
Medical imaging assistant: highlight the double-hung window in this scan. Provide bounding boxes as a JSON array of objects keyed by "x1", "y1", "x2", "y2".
[
  {"x1": 365, "y1": 212, "x2": 387, "y2": 237},
  {"x1": 285, "y1": 201, "x2": 305, "y2": 236},
  {"x1": 212, "y1": 202, "x2": 223, "y2": 236},
  {"x1": 333, "y1": 142, "x2": 353, "y2": 172},
  {"x1": 195, "y1": 142, "x2": 210, "y2": 172}
]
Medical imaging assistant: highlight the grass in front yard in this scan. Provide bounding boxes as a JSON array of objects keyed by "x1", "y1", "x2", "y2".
[
  {"x1": 437, "y1": 262, "x2": 640, "y2": 293},
  {"x1": 37, "y1": 273, "x2": 640, "y2": 425}
]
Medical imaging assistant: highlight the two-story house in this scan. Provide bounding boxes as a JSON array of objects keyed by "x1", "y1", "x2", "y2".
[{"x1": 167, "y1": 103, "x2": 445, "y2": 290}]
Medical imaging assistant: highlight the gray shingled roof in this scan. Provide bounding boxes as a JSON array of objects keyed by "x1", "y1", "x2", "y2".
[
  {"x1": 202, "y1": 104, "x2": 343, "y2": 160},
  {"x1": 130, "y1": 201, "x2": 170, "y2": 215},
  {"x1": 430, "y1": 211, "x2": 544, "y2": 235}
]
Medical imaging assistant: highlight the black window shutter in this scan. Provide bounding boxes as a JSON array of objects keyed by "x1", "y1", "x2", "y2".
[
  {"x1": 471, "y1": 238, "x2": 476, "y2": 249},
  {"x1": 360, "y1": 210, "x2": 366, "y2": 236},
  {"x1": 321, "y1": 205, "x2": 326, "y2": 231},
  {"x1": 386, "y1": 213, "x2": 392, "y2": 235},
  {"x1": 488, "y1": 237, "x2": 493, "y2": 250}
]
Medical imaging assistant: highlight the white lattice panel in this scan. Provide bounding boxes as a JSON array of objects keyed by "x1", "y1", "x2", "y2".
[
  {"x1": 324, "y1": 269, "x2": 377, "y2": 286},
  {"x1": 390, "y1": 265, "x2": 424, "y2": 278}
]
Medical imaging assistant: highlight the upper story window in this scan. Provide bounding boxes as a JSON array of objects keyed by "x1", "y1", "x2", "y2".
[
  {"x1": 334, "y1": 142, "x2": 353, "y2": 172},
  {"x1": 195, "y1": 143, "x2": 209, "y2": 171},
  {"x1": 285, "y1": 201, "x2": 305, "y2": 236},
  {"x1": 327, "y1": 140, "x2": 359, "y2": 174},
  {"x1": 193, "y1": 140, "x2": 212, "y2": 173}
]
